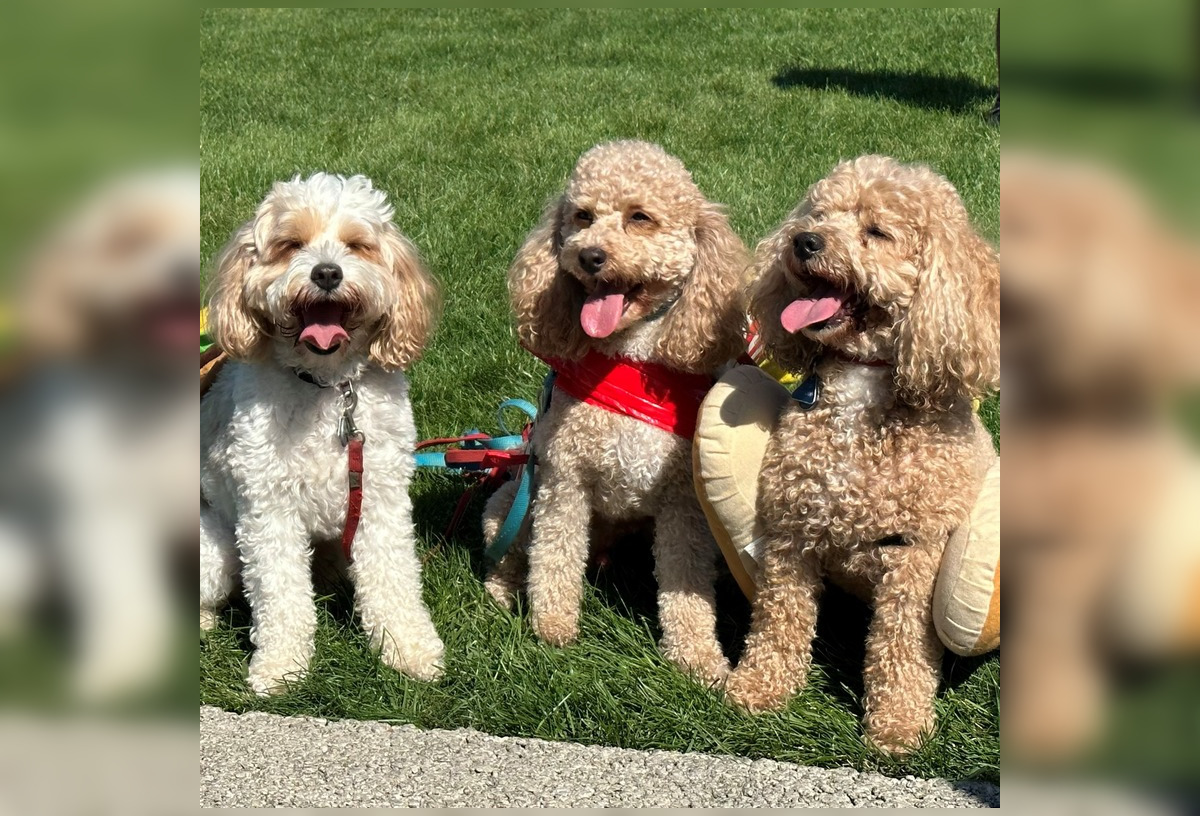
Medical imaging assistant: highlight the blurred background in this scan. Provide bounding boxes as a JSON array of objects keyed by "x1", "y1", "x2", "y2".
[
  {"x1": 1, "y1": 1, "x2": 1198, "y2": 813},
  {"x1": 0, "y1": 2, "x2": 195, "y2": 814},
  {"x1": 1001, "y1": 1, "x2": 1200, "y2": 811}
]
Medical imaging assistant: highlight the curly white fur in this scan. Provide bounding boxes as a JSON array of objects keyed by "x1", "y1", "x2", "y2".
[{"x1": 200, "y1": 173, "x2": 443, "y2": 695}]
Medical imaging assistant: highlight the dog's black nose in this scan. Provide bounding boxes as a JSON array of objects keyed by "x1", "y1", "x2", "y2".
[
  {"x1": 310, "y1": 262, "x2": 343, "y2": 292},
  {"x1": 793, "y1": 232, "x2": 825, "y2": 260},
  {"x1": 578, "y1": 247, "x2": 607, "y2": 274}
]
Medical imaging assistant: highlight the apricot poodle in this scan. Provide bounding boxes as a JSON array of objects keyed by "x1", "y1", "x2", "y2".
[
  {"x1": 483, "y1": 141, "x2": 748, "y2": 684},
  {"x1": 725, "y1": 156, "x2": 999, "y2": 754}
]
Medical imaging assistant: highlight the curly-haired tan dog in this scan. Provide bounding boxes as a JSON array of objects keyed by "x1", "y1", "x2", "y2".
[
  {"x1": 725, "y1": 156, "x2": 999, "y2": 753},
  {"x1": 483, "y1": 141, "x2": 748, "y2": 684}
]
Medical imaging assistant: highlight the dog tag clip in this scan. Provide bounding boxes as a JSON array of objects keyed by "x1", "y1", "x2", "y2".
[
  {"x1": 791, "y1": 374, "x2": 821, "y2": 410},
  {"x1": 337, "y1": 380, "x2": 366, "y2": 446}
]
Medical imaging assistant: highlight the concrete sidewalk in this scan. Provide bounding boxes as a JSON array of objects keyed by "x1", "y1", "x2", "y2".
[{"x1": 200, "y1": 707, "x2": 998, "y2": 808}]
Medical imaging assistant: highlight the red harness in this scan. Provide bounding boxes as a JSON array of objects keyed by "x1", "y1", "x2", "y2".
[{"x1": 535, "y1": 350, "x2": 713, "y2": 439}]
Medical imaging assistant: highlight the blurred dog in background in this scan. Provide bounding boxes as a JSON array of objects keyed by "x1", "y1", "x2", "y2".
[
  {"x1": 1002, "y1": 153, "x2": 1200, "y2": 764},
  {"x1": 0, "y1": 168, "x2": 199, "y2": 703}
]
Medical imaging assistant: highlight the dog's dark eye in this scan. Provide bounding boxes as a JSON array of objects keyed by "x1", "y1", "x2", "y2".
[
  {"x1": 629, "y1": 210, "x2": 653, "y2": 223},
  {"x1": 865, "y1": 225, "x2": 892, "y2": 241},
  {"x1": 574, "y1": 209, "x2": 593, "y2": 225}
]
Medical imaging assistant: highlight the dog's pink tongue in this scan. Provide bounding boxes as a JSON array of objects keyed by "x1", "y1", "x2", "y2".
[
  {"x1": 298, "y1": 302, "x2": 350, "y2": 350},
  {"x1": 781, "y1": 295, "x2": 845, "y2": 333},
  {"x1": 580, "y1": 284, "x2": 626, "y2": 338}
]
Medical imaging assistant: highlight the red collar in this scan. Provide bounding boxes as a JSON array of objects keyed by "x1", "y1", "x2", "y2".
[{"x1": 535, "y1": 350, "x2": 713, "y2": 440}]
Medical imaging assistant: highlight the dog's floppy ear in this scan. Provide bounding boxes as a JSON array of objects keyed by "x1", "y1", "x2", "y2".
[
  {"x1": 370, "y1": 224, "x2": 440, "y2": 371},
  {"x1": 747, "y1": 224, "x2": 821, "y2": 377},
  {"x1": 207, "y1": 219, "x2": 270, "y2": 361},
  {"x1": 656, "y1": 203, "x2": 750, "y2": 372},
  {"x1": 507, "y1": 195, "x2": 588, "y2": 360},
  {"x1": 896, "y1": 209, "x2": 1000, "y2": 409}
]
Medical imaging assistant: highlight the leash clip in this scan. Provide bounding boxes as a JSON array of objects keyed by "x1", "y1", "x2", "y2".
[
  {"x1": 337, "y1": 380, "x2": 366, "y2": 447},
  {"x1": 791, "y1": 373, "x2": 821, "y2": 410}
]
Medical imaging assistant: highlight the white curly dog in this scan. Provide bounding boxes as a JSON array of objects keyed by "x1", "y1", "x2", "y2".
[{"x1": 200, "y1": 173, "x2": 444, "y2": 695}]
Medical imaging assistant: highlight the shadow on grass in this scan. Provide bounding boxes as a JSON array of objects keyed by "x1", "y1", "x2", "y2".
[
  {"x1": 772, "y1": 66, "x2": 995, "y2": 114},
  {"x1": 582, "y1": 529, "x2": 899, "y2": 714}
]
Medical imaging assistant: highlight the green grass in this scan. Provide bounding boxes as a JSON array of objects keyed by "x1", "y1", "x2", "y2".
[{"x1": 201, "y1": 8, "x2": 1000, "y2": 783}]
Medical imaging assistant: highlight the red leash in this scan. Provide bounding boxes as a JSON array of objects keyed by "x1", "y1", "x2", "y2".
[
  {"x1": 334, "y1": 380, "x2": 366, "y2": 561},
  {"x1": 341, "y1": 435, "x2": 364, "y2": 562},
  {"x1": 413, "y1": 431, "x2": 531, "y2": 541}
]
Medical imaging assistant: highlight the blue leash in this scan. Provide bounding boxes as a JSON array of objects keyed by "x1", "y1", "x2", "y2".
[
  {"x1": 413, "y1": 389, "x2": 547, "y2": 562},
  {"x1": 412, "y1": 400, "x2": 533, "y2": 469},
  {"x1": 485, "y1": 375, "x2": 555, "y2": 561}
]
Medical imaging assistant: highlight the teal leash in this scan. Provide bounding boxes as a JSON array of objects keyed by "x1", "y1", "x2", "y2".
[
  {"x1": 484, "y1": 371, "x2": 555, "y2": 561},
  {"x1": 413, "y1": 377, "x2": 553, "y2": 562}
]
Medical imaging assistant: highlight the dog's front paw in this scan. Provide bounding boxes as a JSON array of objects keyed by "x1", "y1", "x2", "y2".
[
  {"x1": 662, "y1": 641, "x2": 730, "y2": 687},
  {"x1": 247, "y1": 652, "x2": 308, "y2": 696},
  {"x1": 380, "y1": 635, "x2": 445, "y2": 683},
  {"x1": 723, "y1": 666, "x2": 797, "y2": 714},
  {"x1": 863, "y1": 707, "x2": 935, "y2": 757},
  {"x1": 530, "y1": 608, "x2": 578, "y2": 647},
  {"x1": 200, "y1": 608, "x2": 218, "y2": 632},
  {"x1": 686, "y1": 655, "x2": 731, "y2": 688}
]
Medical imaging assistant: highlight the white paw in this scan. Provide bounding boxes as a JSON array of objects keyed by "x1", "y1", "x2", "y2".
[
  {"x1": 246, "y1": 652, "x2": 308, "y2": 696},
  {"x1": 381, "y1": 634, "x2": 445, "y2": 682},
  {"x1": 200, "y1": 608, "x2": 218, "y2": 632},
  {"x1": 74, "y1": 654, "x2": 160, "y2": 703}
]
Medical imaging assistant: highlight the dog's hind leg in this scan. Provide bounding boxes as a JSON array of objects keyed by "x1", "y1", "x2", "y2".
[
  {"x1": 351, "y1": 489, "x2": 444, "y2": 682},
  {"x1": 482, "y1": 481, "x2": 528, "y2": 610},
  {"x1": 653, "y1": 494, "x2": 730, "y2": 686},
  {"x1": 200, "y1": 503, "x2": 238, "y2": 631}
]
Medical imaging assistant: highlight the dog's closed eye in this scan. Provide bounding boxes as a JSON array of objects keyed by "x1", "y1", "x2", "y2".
[
  {"x1": 864, "y1": 225, "x2": 892, "y2": 241},
  {"x1": 268, "y1": 238, "x2": 304, "y2": 261}
]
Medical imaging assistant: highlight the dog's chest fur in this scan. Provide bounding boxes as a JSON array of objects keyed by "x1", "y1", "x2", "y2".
[
  {"x1": 760, "y1": 366, "x2": 985, "y2": 588},
  {"x1": 534, "y1": 393, "x2": 691, "y2": 521},
  {"x1": 201, "y1": 363, "x2": 416, "y2": 543}
]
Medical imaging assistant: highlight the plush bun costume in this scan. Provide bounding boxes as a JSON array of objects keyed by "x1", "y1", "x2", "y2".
[{"x1": 694, "y1": 364, "x2": 1001, "y2": 656}]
